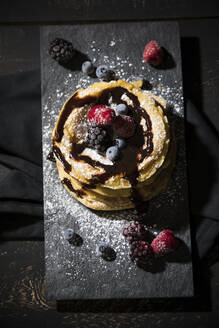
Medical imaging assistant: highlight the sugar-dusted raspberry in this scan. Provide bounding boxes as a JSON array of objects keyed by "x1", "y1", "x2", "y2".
[
  {"x1": 113, "y1": 115, "x2": 135, "y2": 138},
  {"x1": 88, "y1": 105, "x2": 115, "y2": 126},
  {"x1": 143, "y1": 40, "x2": 163, "y2": 66},
  {"x1": 151, "y1": 230, "x2": 179, "y2": 256}
]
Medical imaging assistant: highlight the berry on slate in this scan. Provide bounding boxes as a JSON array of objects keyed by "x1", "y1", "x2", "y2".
[
  {"x1": 87, "y1": 126, "x2": 111, "y2": 152},
  {"x1": 49, "y1": 38, "x2": 75, "y2": 64},
  {"x1": 115, "y1": 138, "x2": 126, "y2": 149},
  {"x1": 82, "y1": 61, "x2": 95, "y2": 75},
  {"x1": 96, "y1": 65, "x2": 114, "y2": 81},
  {"x1": 88, "y1": 105, "x2": 115, "y2": 126},
  {"x1": 106, "y1": 145, "x2": 120, "y2": 162},
  {"x1": 130, "y1": 240, "x2": 152, "y2": 262},
  {"x1": 63, "y1": 229, "x2": 83, "y2": 246},
  {"x1": 116, "y1": 103, "x2": 128, "y2": 116},
  {"x1": 64, "y1": 228, "x2": 74, "y2": 241},
  {"x1": 96, "y1": 242, "x2": 116, "y2": 261},
  {"x1": 143, "y1": 40, "x2": 163, "y2": 66},
  {"x1": 151, "y1": 229, "x2": 179, "y2": 256},
  {"x1": 123, "y1": 221, "x2": 145, "y2": 244},
  {"x1": 113, "y1": 115, "x2": 135, "y2": 138},
  {"x1": 70, "y1": 233, "x2": 83, "y2": 246}
]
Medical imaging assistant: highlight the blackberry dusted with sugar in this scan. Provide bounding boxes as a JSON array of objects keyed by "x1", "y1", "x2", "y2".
[
  {"x1": 123, "y1": 221, "x2": 145, "y2": 243},
  {"x1": 86, "y1": 126, "x2": 111, "y2": 153},
  {"x1": 130, "y1": 240, "x2": 153, "y2": 262}
]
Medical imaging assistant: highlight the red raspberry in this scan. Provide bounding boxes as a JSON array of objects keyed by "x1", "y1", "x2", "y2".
[
  {"x1": 88, "y1": 105, "x2": 115, "y2": 126},
  {"x1": 113, "y1": 115, "x2": 135, "y2": 138},
  {"x1": 143, "y1": 40, "x2": 163, "y2": 66},
  {"x1": 151, "y1": 230, "x2": 179, "y2": 256}
]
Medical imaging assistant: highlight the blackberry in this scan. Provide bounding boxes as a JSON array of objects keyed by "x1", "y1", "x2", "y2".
[
  {"x1": 129, "y1": 240, "x2": 152, "y2": 262},
  {"x1": 49, "y1": 38, "x2": 75, "y2": 64},
  {"x1": 123, "y1": 221, "x2": 145, "y2": 244},
  {"x1": 86, "y1": 126, "x2": 111, "y2": 153}
]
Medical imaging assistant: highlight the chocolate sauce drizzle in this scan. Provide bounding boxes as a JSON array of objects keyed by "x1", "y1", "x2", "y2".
[
  {"x1": 62, "y1": 177, "x2": 86, "y2": 198},
  {"x1": 47, "y1": 150, "x2": 56, "y2": 162},
  {"x1": 55, "y1": 92, "x2": 97, "y2": 143},
  {"x1": 55, "y1": 86, "x2": 154, "y2": 210},
  {"x1": 53, "y1": 145, "x2": 71, "y2": 173}
]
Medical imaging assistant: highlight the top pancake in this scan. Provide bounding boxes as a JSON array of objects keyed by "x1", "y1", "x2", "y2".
[{"x1": 52, "y1": 80, "x2": 170, "y2": 194}]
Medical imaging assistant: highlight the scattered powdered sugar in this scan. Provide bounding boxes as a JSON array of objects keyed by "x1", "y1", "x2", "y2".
[
  {"x1": 83, "y1": 148, "x2": 113, "y2": 165},
  {"x1": 150, "y1": 83, "x2": 184, "y2": 117},
  {"x1": 121, "y1": 93, "x2": 134, "y2": 106},
  {"x1": 109, "y1": 40, "x2": 116, "y2": 47},
  {"x1": 42, "y1": 36, "x2": 190, "y2": 299}
]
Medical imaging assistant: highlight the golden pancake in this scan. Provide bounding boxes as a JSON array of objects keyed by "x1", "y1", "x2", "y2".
[{"x1": 52, "y1": 79, "x2": 175, "y2": 210}]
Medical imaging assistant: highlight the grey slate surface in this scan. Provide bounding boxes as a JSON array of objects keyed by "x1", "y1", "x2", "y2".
[{"x1": 40, "y1": 22, "x2": 193, "y2": 300}]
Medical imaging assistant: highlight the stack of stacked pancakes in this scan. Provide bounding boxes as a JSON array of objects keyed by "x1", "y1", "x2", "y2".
[{"x1": 52, "y1": 80, "x2": 175, "y2": 211}]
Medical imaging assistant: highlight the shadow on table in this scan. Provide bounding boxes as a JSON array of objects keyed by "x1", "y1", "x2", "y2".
[
  {"x1": 181, "y1": 36, "x2": 219, "y2": 140},
  {"x1": 57, "y1": 298, "x2": 210, "y2": 313},
  {"x1": 60, "y1": 49, "x2": 91, "y2": 72},
  {"x1": 57, "y1": 281, "x2": 211, "y2": 313},
  {"x1": 182, "y1": 36, "x2": 218, "y2": 310}
]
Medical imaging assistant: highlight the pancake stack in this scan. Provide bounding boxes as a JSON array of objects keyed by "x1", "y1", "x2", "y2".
[{"x1": 52, "y1": 80, "x2": 175, "y2": 211}]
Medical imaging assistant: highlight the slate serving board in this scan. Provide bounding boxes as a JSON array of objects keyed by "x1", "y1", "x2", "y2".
[{"x1": 41, "y1": 22, "x2": 193, "y2": 300}]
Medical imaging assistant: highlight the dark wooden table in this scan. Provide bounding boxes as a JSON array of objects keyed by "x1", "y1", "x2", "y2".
[{"x1": 0, "y1": 1, "x2": 219, "y2": 327}]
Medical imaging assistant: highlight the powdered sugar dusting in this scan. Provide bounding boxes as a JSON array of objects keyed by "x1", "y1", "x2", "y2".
[
  {"x1": 109, "y1": 40, "x2": 116, "y2": 47},
  {"x1": 41, "y1": 26, "x2": 192, "y2": 300},
  {"x1": 121, "y1": 93, "x2": 134, "y2": 106}
]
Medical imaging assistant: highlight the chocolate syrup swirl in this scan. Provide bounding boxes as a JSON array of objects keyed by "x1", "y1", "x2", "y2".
[
  {"x1": 68, "y1": 87, "x2": 154, "y2": 210},
  {"x1": 47, "y1": 150, "x2": 56, "y2": 162},
  {"x1": 62, "y1": 178, "x2": 85, "y2": 198},
  {"x1": 55, "y1": 92, "x2": 97, "y2": 143},
  {"x1": 53, "y1": 145, "x2": 71, "y2": 173}
]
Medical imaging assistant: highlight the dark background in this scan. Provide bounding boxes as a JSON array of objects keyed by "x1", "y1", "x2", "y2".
[{"x1": 0, "y1": 1, "x2": 219, "y2": 327}]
